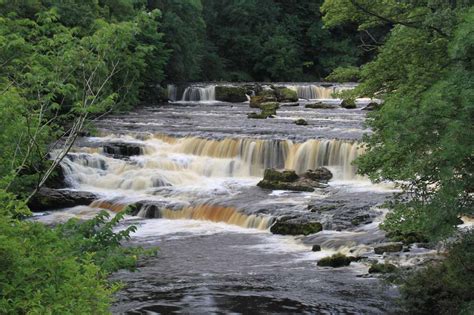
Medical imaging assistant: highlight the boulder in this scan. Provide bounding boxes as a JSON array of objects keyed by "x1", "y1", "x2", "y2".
[
  {"x1": 362, "y1": 102, "x2": 381, "y2": 111},
  {"x1": 215, "y1": 86, "x2": 247, "y2": 103},
  {"x1": 260, "y1": 102, "x2": 279, "y2": 116},
  {"x1": 294, "y1": 119, "x2": 308, "y2": 126},
  {"x1": 305, "y1": 103, "x2": 336, "y2": 109},
  {"x1": 262, "y1": 169, "x2": 298, "y2": 182},
  {"x1": 340, "y1": 99, "x2": 357, "y2": 109},
  {"x1": 368, "y1": 263, "x2": 397, "y2": 274},
  {"x1": 270, "y1": 217, "x2": 322, "y2": 236},
  {"x1": 257, "y1": 168, "x2": 328, "y2": 192},
  {"x1": 28, "y1": 188, "x2": 97, "y2": 212},
  {"x1": 276, "y1": 87, "x2": 298, "y2": 102},
  {"x1": 103, "y1": 143, "x2": 142, "y2": 157},
  {"x1": 250, "y1": 89, "x2": 278, "y2": 108},
  {"x1": 374, "y1": 242, "x2": 403, "y2": 255},
  {"x1": 312, "y1": 245, "x2": 322, "y2": 252},
  {"x1": 303, "y1": 167, "x2": 333, "y2": 182},
  {"x1": 317, "y1": 253, "x2": 352, "y2": 268}
]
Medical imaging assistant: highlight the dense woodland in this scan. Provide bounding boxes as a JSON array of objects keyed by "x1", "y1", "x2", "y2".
[{"x1": 0, "y1": 0, "x2": 473, "y2": 314}]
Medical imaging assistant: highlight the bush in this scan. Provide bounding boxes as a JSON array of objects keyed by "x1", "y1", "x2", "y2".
[
  {"x1": 399, "y1": 231, "x2": 474, "y2": 314},
  {"x1": 0, "y1": 196, "x2": 153, "y2": 313}
]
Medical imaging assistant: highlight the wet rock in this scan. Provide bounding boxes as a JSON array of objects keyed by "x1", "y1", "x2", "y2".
[
  {"x1": 260, "y1": 102, "x2": 280, "y2": 115},
  {"x1": 368, "y1": 263, "x2": 397, "y2": 274},
  {"x1": 249, "y1": 90, "x2": 277, "y2": 108},
  {"x1": 215, "y1": 86, "x2": 247, "y2": 103},
  {"x1": 308, "y1": 204, "x2": 338, "y2": 212},
  {"x1": 270, "y1": 217, "x2": 322, "y2": 236},
  {"x1": 262, "y1": 169, "x2": 298, "y2": 182},
  {"x1": 312, "y1": 245, "x2": 321, "y2": 252},
  {"x1": 294, "y1": 119, "x2": 308, "y2": 126},
  {"x1": 303, "y1": 167, "x2": 333, "y2": 182},
  {"x1": 340, "y1": 99, "x2": 356, "y2": 109},
  {"x1": 103, "y1": 143, "x2": 142, "y2": 157},
  {"x1": 386, "y1": 231, "x2": 429, "y2": 245},
  {"x1": 276, "y1": 87, "x2": 298, "y2": 102},
  {"x1": 374, "y1": 242, "x2": 403, "y2": 255},
  {"x1": 362, "y1": 102, "x2": 381, "y2": 111},
  {"x1": 247, "y1": 112, "x2": 268, "y2": 119},
  {"x1": 305, "y1": 103, "x2": 336, "y2": 109},
  {"x1": 351, "y1": 214, "x2": 372, "y2": 226},
  {"x1": 257, "y1": 169, "x2": 328, "y2": 192},
  {"x1": 43, "y1": 166, "x2": 67, "y2": 189},
  {"x1": 317, "y1": 253, "x2": 352, "y2": 268},
  {"x1": 280, "y1": 102, "x2": 300, "y2": 107},
  {"x1": 28, "y1": 188, "x2": 97, "y2": 212}
]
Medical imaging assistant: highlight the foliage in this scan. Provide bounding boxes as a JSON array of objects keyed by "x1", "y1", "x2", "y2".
[
  {"x1": 398, "y1": 231, "x2": 474, "y2": 314},
  {"x1": 322, "y1": 1, "x2": 474, "y2": 240},
  {"x1": 325, "y1": 66, "x2": 360, "y2": 82},
  {"x1": 0, "y1": 193, "x2": 152, "y2": 314}
]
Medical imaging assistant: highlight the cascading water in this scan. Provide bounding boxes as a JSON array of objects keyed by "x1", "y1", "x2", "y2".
[
  {"x1": 286, "y1": 85, "x2": 335, "y2": 99},
  {"x1": 167, "y1": 84, "x2": 178, "y2": 102},
  {"x1": 181, "y1": 85, "x2": 216, "y2": 102}
]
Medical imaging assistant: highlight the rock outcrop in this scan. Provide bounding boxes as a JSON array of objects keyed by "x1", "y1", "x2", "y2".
[
  {"x1": 28, "y1": 188, "x2": 97, "y2": 212},
  {"x1": 374, "y1": 242, "x2": 404, "y2": 254},
  {"x1": 257, "y1": 168, "x2": 332, "y2": 192},
  {"x1": 103, "y1": 142, "x2": 143, "y2": 158},
  {"x1": 317, "y1": 253, "x2": 352, "y2": 268}
]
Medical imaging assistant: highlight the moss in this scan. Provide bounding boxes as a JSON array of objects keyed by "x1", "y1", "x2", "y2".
[
  {"x1": 374, "y1": 242, "x2": 403, "y2": 254},
  {"x1": 368, "y1": 263, "x2": 397, "y2": 274},
  {"x1": 215, "y1": 86, "x2": 247, "y2": 102},
  {"x1": 247, "y1": 112, "x2": 267, "y2": 119},
  {"x1": 294, "y1": 119, "x2": 308, "y2": 126},
  {"x1": 340, "y1": 98, "x2": 356, "y2": 109},
  {"x1": 270, "y1": 219, "x2": 322, "y2": 235},
  {"x1": 277, "y1": 87, "x2": 298, "y2": 102},
  {"x1": 263, "y1": 169, "x2": 298, "y2": 182},
  {"x1": 317, "y1": 253, "x2": 352, "y2": 268}
]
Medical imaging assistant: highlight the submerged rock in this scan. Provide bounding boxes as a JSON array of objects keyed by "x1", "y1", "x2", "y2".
[
  {"x1": 368, "y1": 263, "x2": 397, "y2": 274},
  {"x1": 305, "y1": 103, "x2": 336, "y2": 109},
  {"x1": 270, "y1": 217, "x2": 322, "y2": 236},
  {"x1": 294, "y1": 119, "x2": 308, "y2": 126},
  {"x1": 28, "y1": 188, "x2": 97, "y2": 212},
  {"x1": 103, "y1": 142, "x2": 142, "y2": 157},
  {"x1": 374, "y1": 242, "x2": 403, "y2": 255},
  {"x1": 340, "y1": 99, "x2": 356, "y2": 109},
  {"x1": 280, "y1": 102, "x2": 299, "y2": 107},
  {"x1": 317, "y1": 253, "x2": 352, "y2": 268},
  {"x1": 215, "y1": 86, "x2": 247, "y2": 102}
]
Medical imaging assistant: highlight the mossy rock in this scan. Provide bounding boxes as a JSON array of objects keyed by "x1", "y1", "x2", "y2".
[
  {"x1": 304, "y1": 167, "x2": 333, "y2": 181},
  {"x1": 305, "y1": 103, "x2": 335, "y2": 109},
  {"x1": 260, "y1": 102, "x2": 279, "y2": 116},
  {"x1": 362, "y1": 102, "x2": 381, "y2": 111},
  {"x1": 276, "y1": 87, "x2": 298, "y2": 102},
  {"x1": 263, "y1": 169, "x2": 298, "y2": 182},
  {"x1": 368, "y1": 263, "x2": 397, "y2": 274},
  {"x1": 294, "y1": 119, "x2": 308, "y2": 126},
  {"x1": 247, "y1": 112, "x2": 267, "y2": 119},
  {"x1": 270, "y1": 219, "x2": 322, "y2": 236},
  {"x1": 386, "y1": 231, "x2": 429, "y2": 245},
  {"x1": 374, "y1": 242, "x2": 403, "y2": 255},
  {"x1": 340, "y1": 99, "x2": 357, "y2": 109},
  {"x1": 250, "y1": 90, "x2": 277, "y2": 108},
  {"x1": 317, "y1": 253, "x2": 352, "y2": 268},
  {"x1": 308, "y1": 204, "x2": 338, "y2": 212},
  {"x1": 215, "y1": 86, "x2": 247, "y2": 102}
]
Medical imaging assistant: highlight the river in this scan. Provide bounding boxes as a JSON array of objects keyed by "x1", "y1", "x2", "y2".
[{"x1": 37, "y1": 83, "x2": 420, "y2": 314}]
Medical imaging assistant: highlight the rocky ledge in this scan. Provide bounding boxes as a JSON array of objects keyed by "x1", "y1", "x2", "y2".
[
  {"x1": 28, "y1": 187, "x2": 98, "y2": 212},
  {"x1": 270, "y1": 216, "x2": 323, "y2": 236}
]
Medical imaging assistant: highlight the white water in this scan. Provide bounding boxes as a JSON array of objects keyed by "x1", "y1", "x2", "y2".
[{"x1": 181, "y1": 85, "x2": 216, "y2": 102}]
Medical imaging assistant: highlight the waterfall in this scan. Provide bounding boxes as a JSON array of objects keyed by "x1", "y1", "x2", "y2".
[
  {"x1": 167, "y1": 84, "x2": 178, "y2": 102},
  {"x1": 286, "y1": 85, "x2": 336, "y2": 100},
  {"x1": 181, "y1": 85, "x2": 216, "y2": 102}
]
